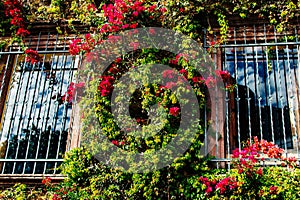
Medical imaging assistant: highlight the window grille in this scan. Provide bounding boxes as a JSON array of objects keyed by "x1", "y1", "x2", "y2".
[
  {"x1": 0, "y1": 33, "x2": 80, "y2": 174},
  {"x1": 204, "y1": 24, "x2": 300, "y2": 167}
]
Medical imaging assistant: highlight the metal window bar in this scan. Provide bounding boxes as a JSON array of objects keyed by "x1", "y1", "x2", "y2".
[
  {"x1": 253, "y1": 25, "x2": 263, "y2": 140},
  {"x1": 233, "y1": 27, "x2": 242, "y2": 152},
  {"x1": 223, "y1": 37, "x2": 231, "y2": 170},
  {"x1": 204, "y1": 24, "x2": 300, "y2": 166},
  {"x1": 0, "y1": 33, "x2": 79, "y2": 174}
]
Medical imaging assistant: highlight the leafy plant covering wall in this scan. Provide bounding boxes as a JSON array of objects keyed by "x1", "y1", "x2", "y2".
[
  {"x1": 0, "y1": 1, "x2": 300, "y2": 200},
  {"x1": 0, "y1": 0, "x2": 300, "y2": 47}
]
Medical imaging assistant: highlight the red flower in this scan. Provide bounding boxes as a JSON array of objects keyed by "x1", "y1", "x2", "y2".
[
  {"x1": 169, "y1": 59, "x2": 178, "y2": 65},
  {"x1": 130, "y1": 23, "x2": 138, "y2": 29},
  {"x1": 169, "y1": 107, "x2": 180, "y2": 117},
  {"x1": 205, "y1": 76, "x2": 216, "y2": 88},
  {"x1": 149, "y1": 28, "x2": 156, "y2": 35},
  {"x1": 25, "y1": 48, "x2": 40, "y2": 64},
  {"x1": 129, "y1": 41, "x2": 139, "y2": 50},
  {"x1": 192, "y1": 76, "x2": 205, "y2": 84},
  {"x1": 270, "y1": 186, "x2": 278, "y2": 194},
  {"x1": 87, "y1": 3, "x2": 97, "y2": 11},
  {"x1": 98, "y1": 76, "x2": 115, "y2": 97},
  {"x1": 132, "y1": 11, "x2": 139, "y2": 16},
  {"x1": 108, "y1": 65, "x2": 120, "y2": 75},
  {"x1": 215, "y1": 69, "x2": 231, "y2": 81},
  {"x1": 115, "y1": 57, "x2": 122, "y2": 63},
  {"x1": 16, "y1": 27, "x2": 30, "y2": 37},
  {"x1": 215, "y1": 177, "x2": 237, "y2": 194},
  {"x1": 11, "y1": 16, "x2": 23, "y2": 26},
  {"x1": 148, "y1": 5, "x2": 156, "y2": 12},
  {"x1": 163, "y1": 69, "x2": 176, "y2": 79},
  {"x1": 69, "y1": 38, "x2": 81, "y2": 55},
  {"x1": 256, "y1": 167, "x2": 263, "y2": 176},
  {"x1": 160, "y1": 7, "x2": 167, "y2": 13},
  {"x1": 42, "y1": 176, "x2": 51, "y2": 186},
  {"x1": 205, "y1": 186, "x2": 213, "y2": 194},
  {"x1": 75, "y1": 82, "x2": 85, "y2": 88},
  {"x1": 9, "y1": 8, "x2": 21, "y2": 16},
  {"x1": 179, "y1": 69, "x2": 188, "y2": 78},
  {"x1": 165, "y1": 81, "x2": 177, "y2": 89},
  {"x1": 121, "y1": 24, "x2": 129, "y2": 29}
]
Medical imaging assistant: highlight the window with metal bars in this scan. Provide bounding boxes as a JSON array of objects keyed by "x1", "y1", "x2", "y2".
[
  {"x1": 0, "y1": 33, "x2": 80, "y2": 174},
  {"x1": 204, "y1": 24, "x2": 300, "y2": 165}
]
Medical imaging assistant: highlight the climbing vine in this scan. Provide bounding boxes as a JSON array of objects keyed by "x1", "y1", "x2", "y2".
[{"x1": 0, "y1": 0, "x2": 299, "y2": 47}]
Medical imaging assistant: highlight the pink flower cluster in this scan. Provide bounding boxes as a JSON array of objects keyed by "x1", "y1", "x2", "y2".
[
  {"x1": 112, "y1": 140, "x2": 125, "y2": 146},
  {"x1": 232, "y1": 136, "x2": 297, "y2": 168},
  {"x1": 3, "y1": 0, "x2": 30, "y2": 37},
  {"x1": 98, "y1": 76, "x2": 115, "y2": 97},
  {"x1": 199, "y1": 176, "x2": 217, "y2": 195},
  {"x1": 68, "y1": 1, "x2": 165, "y2": 55},
  {"x1": 62, "y1": 82, "x2": 85, "y2": 103},
  {"x1": 69, "y1": 34, "x2": 96, "y2": 55},
  {"x1": 42, "y1": 176, "x2": 51, "y2": 186},
  {"x1": 200, "y1": 137, "x2": 298, "y2": 197},
  {"x1": 24, "y1": 48, "x2": 40, "y2": 64},
  {"x1": 169, "y1": 53, "x2": 189, "y2": 65},
  {"x1": 215, "y1": 69, "x2": 231, "y2": 81},
  {"x1": 87, "y1": 3, "x2": 97, "y2": 12},
  {"x1": 100, "y1": 0, "x2": 150, "y2": 34},
  {"x1": 169, "y1": 107, "x2": 180, "y2": 117},
  {"x1": 199, "y1": 176, "x2": 238, "y2": 196},
  {"x1": 215, "y1": 177, "x2": 238, "y2": 194}
]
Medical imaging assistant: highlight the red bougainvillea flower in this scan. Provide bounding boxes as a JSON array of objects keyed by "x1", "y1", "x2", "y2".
[
  {"x1": 69, "y1": 35, "x2": 96, "y2": 55},
  {"x1": 192, "y1": 76, "x2": 205, "y2": 84},
  {"x1": 205, "y1": 76, "x2": 216, "y2": 88},
  {"x1": 115, "y1": 57, "x2": 122, "y2": 63},
  {"x1": 149, "y1": 28, "x2": 156, "y2": 35},
  {"x1": 215, "y1": 69, "x2": 231, "y2": 81},
  {"x1": 163, "y1": 69, "x2": 178, "y2": 79},
  {"x1": 165, "y1": 81, "x2": 177, "y2": 89},
  {"x1": 62, "y1": 82, "x2": 75, "y2": 103},
  {"x1": 129, "y1": 41, "x2": 139, "y2": 50},
  {"x1": 42, "y1": 176, "x2": 51, "y2": 186},
  {"x1": 269, "y1": 186, "x2": 278, "y2": 194},
  {"x1": 112, "y1": 140, "x2": 119, "y2": 146},
  {"x1": 160, "y1": 7, "x2": 167, "y2": 13},
  {"x1": 75, "y1": 82, "x2": 85, "y2": 88},
  {"x1": 87, "y1": 3, "x2": 97, "y2": 11},
  {"x1": 16, "y1": 27, "x2": 30, "y2": 36},
  {"x1": 169, "y1": 107, "x2": 180, "y2": 117},
  {"x1": 108, "y1": 64, "x2": 120, "y2": 75},
  {"x1": 215, "y1": 177, "x2": 238, "y2": 194},
  {"x1": 61, "y1": 82, "x2": 85, "y2": 103},
  {"x1": 256, "y1": 167, "x2": 263, "y2": 176},
  {"x1": 69, "y1": 38, "x2": 82, "y2": 55},
  {"x1": 179, "y1": 69, "x2": 188, "y2": 78},
  {"x1": 4, "y1": 0, "x2": 30, "y2": 38},
  {"x1": 25, "y1": 48, "x2": 40, "y2": 64},
  {"x1": 98, "y1": 76, "x2": 115, "y2": 97},
  {"x1": 232, "y1": 136, "x2": 297, "y2": 168}
]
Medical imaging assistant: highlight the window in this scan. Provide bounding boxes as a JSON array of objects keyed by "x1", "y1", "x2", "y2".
[{"x1": 0, "y1": 33, "x2": 81, "y2": 174}]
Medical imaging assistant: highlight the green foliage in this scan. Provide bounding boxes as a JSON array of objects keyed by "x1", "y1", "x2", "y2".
[
  {"x1": 0, "y1": 183, "x2": 46, "y2": 199},
  {"x1": 44, "y1": 147, "x2": 210, "y2": 199},
  {"x1": 2, "y1": 0, "x2": 300, "y2": 46}
]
